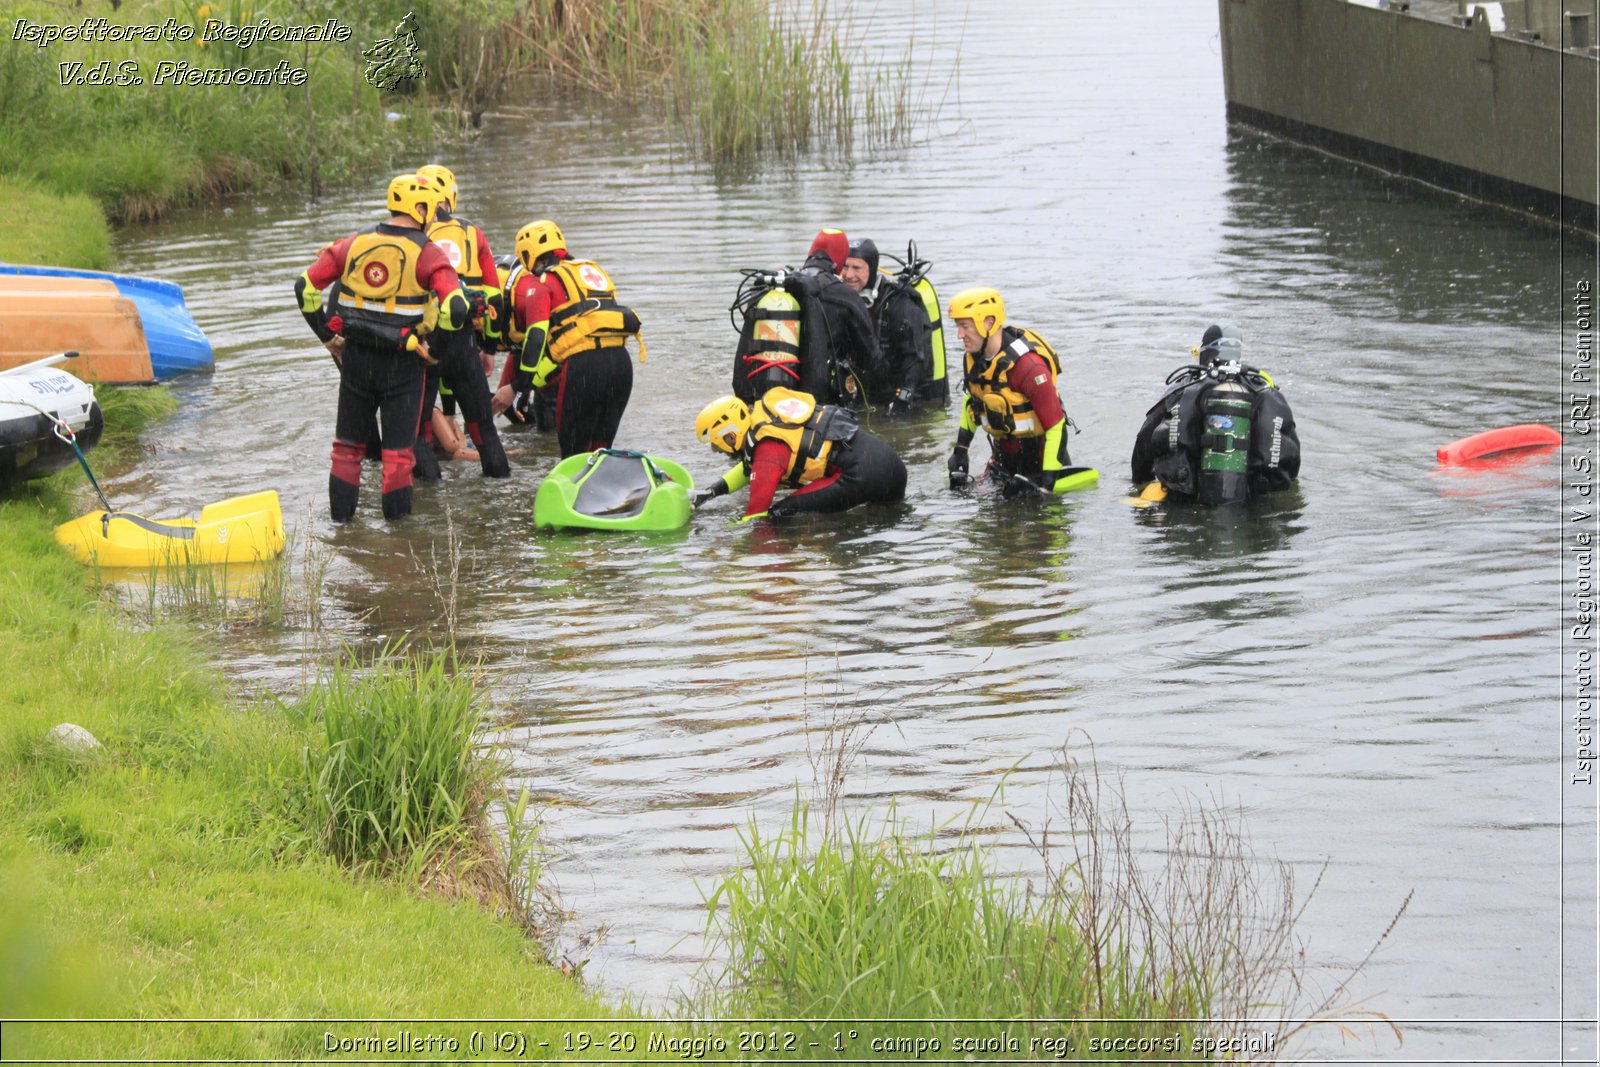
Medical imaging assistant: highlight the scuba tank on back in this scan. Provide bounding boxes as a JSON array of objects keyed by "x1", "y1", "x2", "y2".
[
  {"x1": 1198, "y1": 376, "x2": 1253, "y2": 506},
  {"x1": 730, "y1": 269, "x2": 804, "y2": 402},
  {"x1": 894, "y1": 241, "x2": 947, "y2": 397}
]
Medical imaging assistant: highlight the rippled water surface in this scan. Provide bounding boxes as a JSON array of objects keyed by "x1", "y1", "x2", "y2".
[{"x1": 105, "y1": 1, "x2": 1595, "y2": 1060}]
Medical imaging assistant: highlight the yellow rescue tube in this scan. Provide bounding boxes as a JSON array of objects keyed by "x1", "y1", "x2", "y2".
[{"x1": 55, "y1": 490, "x2": 286, "y2": 568}]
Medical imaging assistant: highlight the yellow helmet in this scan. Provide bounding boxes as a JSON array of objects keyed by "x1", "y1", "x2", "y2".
[
  {"x1": 695, "y1": 395, "x2": 751, "y2": 455},
  {"x1": 385, "y1": 172, "x2": 445, "y2": 226},
  {"x1": 416, "y1": 164, "x2": 457, "y2": 211},
  {"x1": 515, "y1": 219, "x2": 567, "y2": 270},
  {"x1": 947, "y1": 286, "x2": 1006, "y2": 339}
]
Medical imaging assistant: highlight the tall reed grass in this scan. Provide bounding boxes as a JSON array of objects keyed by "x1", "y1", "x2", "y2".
[
  {"x1": 703, "y1": 807, "x2": 1207, "y2": 1056},
  {"x1": 287, "y1": 643, "x2": 572, "y2": 938},
  {"x1": 502, "y1": 0, "x2": 924, "y2": 163},
  {"x1": 702, "y1": 747, "x2": 1407, "y2": 1061},
  {"x1": 292, "y1": 645, "x2": 495, "y2": 868}
]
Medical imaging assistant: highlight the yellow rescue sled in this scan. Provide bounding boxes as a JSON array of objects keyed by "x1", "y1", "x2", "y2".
[{"x1": 55, "y1": 490, "x2": 286, "y2": 568}]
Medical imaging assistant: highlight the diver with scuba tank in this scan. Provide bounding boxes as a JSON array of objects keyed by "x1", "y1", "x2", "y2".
[
  {"x1": 945, "y1": 287, "x2": 1078, "y2": 497},
  {"x1": 839, "y1": 238, "x2": 949, "y2": 414},
  {"x1": 728, "y1": 229, "x2": 881, "y2": 409},
  {"x1": 1130, "y1": 324, "x2": 1300, "y2": 506}
]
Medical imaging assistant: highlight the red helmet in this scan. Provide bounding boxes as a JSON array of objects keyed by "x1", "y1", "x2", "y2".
[{"x1": 808, "y1": 228, "x2": 848, "y2": 272}]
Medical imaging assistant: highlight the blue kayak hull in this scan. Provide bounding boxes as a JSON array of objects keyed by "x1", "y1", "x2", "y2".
[{"x1": 0, "y1": 264, "x2": 213, "y2": 380}]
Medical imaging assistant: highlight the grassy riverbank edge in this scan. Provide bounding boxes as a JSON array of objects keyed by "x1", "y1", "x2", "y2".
[{"x1": 0, "y1": 421, "x2": 617, "y2": 1061}]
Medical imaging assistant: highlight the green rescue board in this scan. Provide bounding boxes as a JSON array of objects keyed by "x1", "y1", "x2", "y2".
[
  {"x1": 534, "y1": 449, "x2": 694, "y2": 532},
  {"x1": 1053, "y1": 466, "x2": 1099, "y2": 494}
]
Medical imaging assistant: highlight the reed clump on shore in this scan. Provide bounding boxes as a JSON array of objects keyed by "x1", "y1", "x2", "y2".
[
  {"x1": 700, "y1": 750, "x2": 1406, "y2": 1062},
  {"x1": 500, "y1": 0, "x2": 921, "y2": 162},
  {"x1": 287, "y1": 646, "x2": 518, "y2": 899}
]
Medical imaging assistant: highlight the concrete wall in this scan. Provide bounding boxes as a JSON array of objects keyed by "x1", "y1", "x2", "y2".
[{"x1": 1219, "y1": 0, "x2": 1598, "y2": 229}]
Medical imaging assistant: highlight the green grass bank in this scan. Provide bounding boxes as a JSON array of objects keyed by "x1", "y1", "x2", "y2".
[
  {"x1": 0, "y1": 0, "x2": 914, "y2": 266},
  {"x1": 0, "y1": 410, "x2": 615, "y2": 1060}
]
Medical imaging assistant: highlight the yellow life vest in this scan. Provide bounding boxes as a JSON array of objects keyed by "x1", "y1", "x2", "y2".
[
  {"x1": 748, "y1": 387, "x2": 859, "y2": 487},
  {"x1": 332, "y1": 226, "x2": 431, "y2": 349},
  {"x1": 964, "y1": 326, "x2": 1061, "y2": 439},
  {"x1": 502, "y1": 261, "x2": 529, "y2": 346},
  {"x1": 426, "y1": 214, "x2": 484, "y2": 288},
  {"x1": 546, "y1": 259, "x2": 645, "y2": 363}
]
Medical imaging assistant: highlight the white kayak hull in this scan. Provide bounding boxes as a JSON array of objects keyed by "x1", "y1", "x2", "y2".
[{"x1": 0, "y1": 364, "x2": 102, "y2": 486}]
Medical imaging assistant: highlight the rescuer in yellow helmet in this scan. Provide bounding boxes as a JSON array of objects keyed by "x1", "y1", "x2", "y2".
[
  {"x1": 293, "y1": 171, "x2": 470, "y2": 522},
  {"x1": 945, "y1": 286, "x2": 1073, "y2": 496},
  {"x1": 406, "y1": 162, "x2": 510, "y2": 482},
  {"x1": 489, "y1": 220, "x2": 644, "y2": 458},
  {"x1": 691, "y1": 387, "x2": 907, "y2": 520}
]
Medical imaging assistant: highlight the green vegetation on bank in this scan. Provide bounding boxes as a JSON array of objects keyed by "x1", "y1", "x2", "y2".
[
  {"x1": 0, "y1": 0, "x2": 428, "y2": 225},
  {"x1": 289, "y1": 648, "x2": 536, "y2": 916},
  {"x1": 698, "y1": 797, "x2": 1284, "y2": 1058},
  {"x1": 0, "y1": 404, "x2": 608, "y2": 1059},
  {"x1": 0, "y1": 181, "x2": 110, "y2": 270},
  {"x1": 0, "y1": 0, "x2": 917, "y2": 257}
]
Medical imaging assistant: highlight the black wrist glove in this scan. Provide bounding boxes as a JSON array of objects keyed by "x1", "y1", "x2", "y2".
[
  {"x1": 692, "y1": 489, "x2": 717, "y2": 509},
  {"x1": 947, "y1": 446, "x2": 969, "y2": 487}
]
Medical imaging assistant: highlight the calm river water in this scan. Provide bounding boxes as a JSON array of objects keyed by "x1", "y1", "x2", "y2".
[{"x1": 107, "y1": 1, "x2": 1595, "y2": 1060}]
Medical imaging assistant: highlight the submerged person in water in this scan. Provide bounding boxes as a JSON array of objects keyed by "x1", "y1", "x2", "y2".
[
  {"x1": 1130, "y1": 324, "x2": 1300, "y2": 506},
  {"x1": 691, "y1": 388, "x2": 906, "y2": 520}
]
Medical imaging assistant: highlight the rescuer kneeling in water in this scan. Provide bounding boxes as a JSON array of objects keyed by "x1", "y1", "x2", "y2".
[
  {"x1": 1130, "y1": 324, "x2": 1300, "y2": 506},
  {"x1": 945, "y1": 287, "x2": 1074, "y2": 496},
  {"x1": 692, "y1": 388, "x2": 907, "y2": 520},
  {"x1": 295, "y1": 172, "x2": 469, "y2": 522}
]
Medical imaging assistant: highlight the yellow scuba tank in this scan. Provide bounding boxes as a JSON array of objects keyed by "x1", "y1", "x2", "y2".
[
  {"x1": 912, "y1": 276, "x2": 946, "y2": 387},
  {"x1": 736, "y1": 280, "x2": 803, "y2": 398},
  {"x1": 753, "y1": 287, "x2": 801, "y2": 355}
]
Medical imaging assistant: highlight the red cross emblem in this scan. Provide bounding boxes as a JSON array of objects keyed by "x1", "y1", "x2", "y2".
[{"x1": 364, "y1": 262, "x2": 390, "y2": 288}]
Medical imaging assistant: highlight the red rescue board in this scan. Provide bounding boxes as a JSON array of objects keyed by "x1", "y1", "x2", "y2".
[{"x1": 1436, "y1": 424, "x2": 1561, "y2": 466}]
